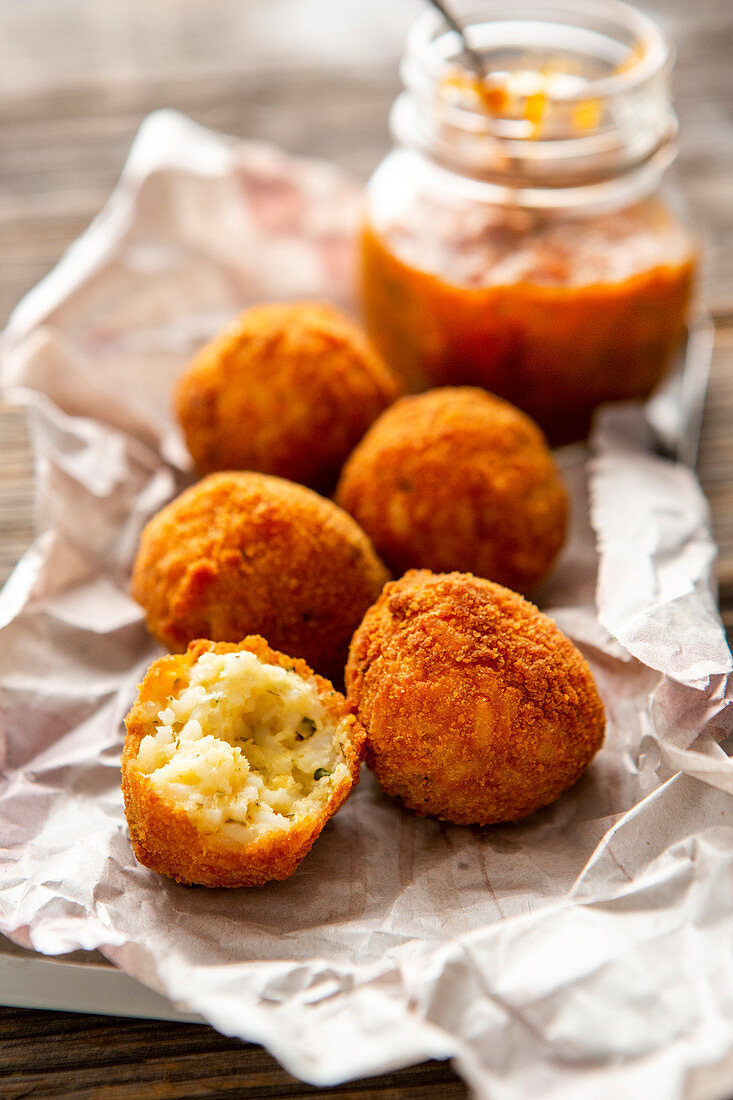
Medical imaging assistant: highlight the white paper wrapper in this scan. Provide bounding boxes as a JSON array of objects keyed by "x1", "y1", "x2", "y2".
[{"x1": 1, "y1": 111, "x2": 732, "y2": 1099}]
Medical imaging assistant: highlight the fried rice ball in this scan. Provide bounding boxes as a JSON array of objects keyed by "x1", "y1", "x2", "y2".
[
  {"x1": 335, "y1": 387, "x2": 568, "y2": 593},
  {"x1": 131, "y1": 471, "x2": 390, "y2": 685},
  {"x1": 173, "y1": 302, "x2": 401, "y2": 491},
  {"x1": 122, "y1": 637, "x2": 365, "y2": 887},
  {"x1": 346, "y1": 570, "x2": 605, "y2": 825}
]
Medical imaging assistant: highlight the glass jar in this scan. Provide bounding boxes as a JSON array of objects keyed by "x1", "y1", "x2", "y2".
[{"x1": 359, "y1": 0, "x2": 697, "y2": 446}]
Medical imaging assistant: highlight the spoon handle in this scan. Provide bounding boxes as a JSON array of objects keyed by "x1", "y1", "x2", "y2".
[{"x1": 424, "y1": 0, "x2": 485, "y2": 78}]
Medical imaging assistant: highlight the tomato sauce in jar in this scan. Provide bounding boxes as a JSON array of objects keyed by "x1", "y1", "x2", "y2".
[{"x1": 359, "y1": 1, "x2": 697, "y2": 445}]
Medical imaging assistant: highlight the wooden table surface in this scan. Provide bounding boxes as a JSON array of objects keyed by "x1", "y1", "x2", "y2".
[{"x1": 1, "y1": 1, "x2": 731, "y2": 1097}]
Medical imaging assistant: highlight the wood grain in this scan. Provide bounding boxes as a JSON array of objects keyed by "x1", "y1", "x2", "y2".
[{"x1": 0, "y1": 1007, "x2": 467, "y2": 1100}]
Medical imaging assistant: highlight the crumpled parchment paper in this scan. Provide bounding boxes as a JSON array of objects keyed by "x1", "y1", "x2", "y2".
[{"x1": 1, "y1": 110, "x2": 732, "y2": 1100}]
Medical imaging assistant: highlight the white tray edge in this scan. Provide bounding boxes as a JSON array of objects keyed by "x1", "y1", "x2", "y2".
[{"x1": 0, "y1": 951, "x2": 205, "y2": 1025}]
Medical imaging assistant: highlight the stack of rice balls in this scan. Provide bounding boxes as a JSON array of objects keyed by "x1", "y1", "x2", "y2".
[{"x1": 123, "y1": 301, "x2": 605, "y2": 888}]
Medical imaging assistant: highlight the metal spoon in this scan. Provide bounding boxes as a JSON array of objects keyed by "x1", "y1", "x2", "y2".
[{"x1": 424, "y1": 0, "x2": 485, "y2": 79}]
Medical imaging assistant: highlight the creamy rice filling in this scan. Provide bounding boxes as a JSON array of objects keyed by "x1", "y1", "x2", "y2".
[{"x1": 136, "y1": 650, "x2": 349, "y2": 843}]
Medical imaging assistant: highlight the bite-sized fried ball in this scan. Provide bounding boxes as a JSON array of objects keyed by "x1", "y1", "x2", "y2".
[
  {"x1": 132, "y1": 471, "x2": 389, "y2": 685},
  {"x1": 335, "y1": 387, "x2": 568, "y2": 593},
  {"x1": 174, "y1": 302, "x2": 401, "y2": 491},
  {"x1": 122, "y1": 637, "x2": 365, "y2": 887},
  {"x1": 346, "y1": 570, "x2": 605, "y2": 826}
]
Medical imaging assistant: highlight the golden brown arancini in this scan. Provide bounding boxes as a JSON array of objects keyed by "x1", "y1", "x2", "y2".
[
  {"x1": 346, "y1": 570, "x2": 605, "y2": 826},
  {"x1": 335, "y1": 387, "x2": 568, "y2": 593},
  {"x1": 131, "y1": 471, "x2": 390, "y2": 685},
  {"x1": 122, "y1": 637, "x2": 365, "y2": 887},
  {"x1": 174, "y1": 302, "x2": 401, "y2": 491}
]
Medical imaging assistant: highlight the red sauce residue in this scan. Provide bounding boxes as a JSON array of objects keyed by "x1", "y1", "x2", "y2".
[{"x1": 440, "y1": 44, "x2": 648, "y2": 138}]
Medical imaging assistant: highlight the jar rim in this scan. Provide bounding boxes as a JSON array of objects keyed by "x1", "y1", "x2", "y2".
[
  {"x1": 405, "y1": 0, "x2": 674, "y2": 106},
  {"x1": 395, "y1": 0, "x2": 678, "y2": 199}
]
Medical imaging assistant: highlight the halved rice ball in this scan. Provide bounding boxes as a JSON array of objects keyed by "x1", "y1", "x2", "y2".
[{"x1": 122, "y1": 636, "x2": 364, "y2": 887}]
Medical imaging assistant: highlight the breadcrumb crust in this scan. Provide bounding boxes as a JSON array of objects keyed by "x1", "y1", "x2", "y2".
[
  {"x1": 131, "y1": 471, "x2": 390, "y2": 685},
  {"x1": 336, "y1": 387, "x2": 568, "y2": 592},
  {"x1": 174, "y1": 301, "x2": 401, "y2": 492},
  {"x1": 345, "y1": 570, "x2": 605, "y2": 825}
]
